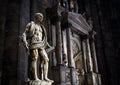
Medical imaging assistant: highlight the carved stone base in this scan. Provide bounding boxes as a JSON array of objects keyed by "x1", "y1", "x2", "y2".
[
  {"x1": 52, "y1": 65, "x2": 71, "y2": 85},
  {"x1": 70, "y1": 68, "x2": 79, "y2": 85},
  {"x1": 25, "y1": 80, "x2": 53, "y2": 85}
]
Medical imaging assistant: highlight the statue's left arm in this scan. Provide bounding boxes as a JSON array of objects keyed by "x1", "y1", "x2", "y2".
[{"x1": 22, "y1": 23, "x2": 31, "y2": 51}]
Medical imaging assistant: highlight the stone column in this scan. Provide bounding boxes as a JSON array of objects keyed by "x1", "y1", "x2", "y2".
[
  {"x1": 89, "y1": 31, "x2": 102, "y2": 85},
  {"x1": 83, "y1": 35, "x2": 101, "y2": 85},
  {"x1": 66, "y1": 24, "x2": 73, "y2": 67},
  {"x1": 85, "y1": 36, "x2": 93, "y2": 72},
  {"x1": 62, "y1": 30, "x2": 68, "y2": 66},
  {"x1": 82, "y1": 36, "x2": 94, "y2": 85},
  {"x1": 82, "y1": 40, "x2": 88, "y2": 73},
  {"x1": 89, "y1": 31, "x2": 98, "y2": 72},
  {"x1": 65, "y1": 23, "x2": 78, "y2": 85},
  {"x1": 51, "y1": 25, "x2": 57, "y2": 66},
  {"x1": 55, "y1": 15, "x2": 63, "y2": 65}
]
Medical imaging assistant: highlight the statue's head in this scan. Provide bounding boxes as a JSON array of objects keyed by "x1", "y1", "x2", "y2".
[{"x1": 34, "y1": 13, "x2": 43, "y2": 23}]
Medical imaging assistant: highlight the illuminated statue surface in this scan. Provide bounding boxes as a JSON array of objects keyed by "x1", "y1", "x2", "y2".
[{"x1": 22, "y1": 13, "x2": 53, "y2": 83}]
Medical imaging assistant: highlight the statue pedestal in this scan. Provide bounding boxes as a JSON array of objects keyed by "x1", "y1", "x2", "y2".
[
  {"x1": 25, "y1": 80, "x2": 54, "y2": 85},
  {"x1": 52, "y1": 65, "x2": 74, "y2": 85}
]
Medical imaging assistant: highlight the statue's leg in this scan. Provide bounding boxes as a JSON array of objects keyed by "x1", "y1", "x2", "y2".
[
  {"x1": 39, "y1": 49, "x2": 49, "y2": 80},
  {"x1": 31, "y1": 49, "x2": 40, "y2": 80},
  {"x1": 43, "y1": 55, "x2": 53, "y2": 82},
  {"x1": 43, "y1": 59, "x2": 49, "y2": 80},
  {"x1": 41, "y1": 60, "x2": 44, "y2": 80}
]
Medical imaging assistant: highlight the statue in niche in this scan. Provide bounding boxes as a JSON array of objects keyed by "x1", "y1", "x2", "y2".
[
  {"x1": 22, "y1": 13, "x2": 53, "y2": 82},
  {"x1": 88, "y1": 17, "x2": 93, "y2": 28},
  {"x1": 63, "y1": 53, "x2": 68, "y2": 66},
  {"x1": 60, "y1": 0, "x2": 68, "y2": 10},
  {"x1": 69, "y1": 0, "x2": 74, "y2": 12}
]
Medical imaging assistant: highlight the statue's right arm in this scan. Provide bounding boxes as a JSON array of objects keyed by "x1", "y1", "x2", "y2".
[{"x1": 22, "y1": 23, "x2": 31, "y2": 51}]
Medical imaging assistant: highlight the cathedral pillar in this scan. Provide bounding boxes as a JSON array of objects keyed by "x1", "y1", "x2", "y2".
[
  {"x1": 17, "y1": 0, "x2": 30, "y2": 85},
  {"x1": 30, "y1": 0, "x2": 37, "y2": 20},
  {"x1": 2, "y1": 0, "x2": 21, "y2": 85}
]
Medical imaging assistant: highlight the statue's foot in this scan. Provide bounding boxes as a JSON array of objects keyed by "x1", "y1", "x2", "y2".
[
  {"x1": 44, "y1": 78, "x2": 54, "y2": 82},
  {"x1": 35, "y1": 78, "x2": 40, "y2": 81},
  {"x1": 25, "y1": 78, "x2": 30, "y2": 82}
]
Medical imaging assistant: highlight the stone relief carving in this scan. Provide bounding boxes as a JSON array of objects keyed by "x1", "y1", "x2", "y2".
[
  {"x1": 71, "y1": 35, "x2": 81, "y2": 57},
  {"x1": 66, "y1": 71, "x2": 71, "y2": 82},
  {"x1": 71, "y1": 34, "x2": 85, "y2": 85}
]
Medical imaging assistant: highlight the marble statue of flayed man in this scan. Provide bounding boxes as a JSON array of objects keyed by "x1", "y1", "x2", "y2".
[{"x1": 22, "y1": 13, "x2": 53, "y2": 82}]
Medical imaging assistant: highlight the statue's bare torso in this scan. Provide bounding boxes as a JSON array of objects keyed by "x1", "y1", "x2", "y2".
[{"x1": 31, "y1": 23, "x2": 43, "y2": 44}]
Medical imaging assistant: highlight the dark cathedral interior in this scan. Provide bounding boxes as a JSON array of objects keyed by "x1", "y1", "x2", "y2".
[{"x1": 0, "y1": 0, "x2": 120, "y2": 85}]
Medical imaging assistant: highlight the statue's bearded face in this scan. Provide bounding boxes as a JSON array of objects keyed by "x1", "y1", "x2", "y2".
[
  {"x1": 35, "y1": 13, "x2": 43, "y2": 23},
  {"x1": 37, "y1": 15, "x2": 43, "y2": 22}
]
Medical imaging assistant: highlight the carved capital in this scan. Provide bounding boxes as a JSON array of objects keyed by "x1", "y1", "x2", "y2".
[
  {"x1": 61, "y1": 11, "x2": 68, "y2": 24},
  {"x1": 61, "y1": 22, "x2": 72, "y2": 30},
  {"x1": 81, "y1": 35, "x2": 90, "y2": 41},
  {"x1": 50, "y1": 15, "x2": 61, "y2": 25},
  {"x1": 61, "y1": 11, "x2": 72, "y2": 30}
]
